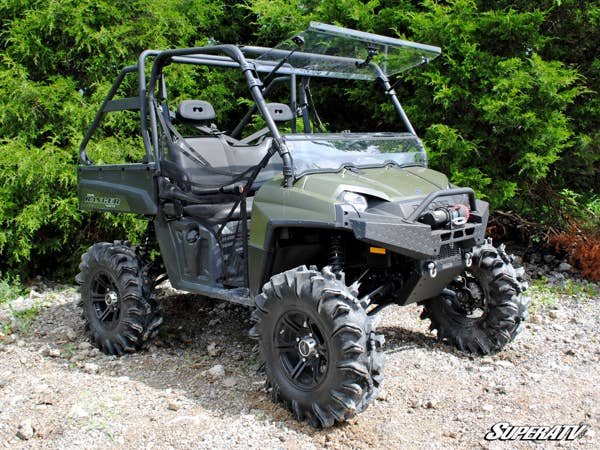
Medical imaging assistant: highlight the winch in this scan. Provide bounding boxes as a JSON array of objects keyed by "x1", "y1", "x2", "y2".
[{"x1": 419, "y1": 204, "x2": 471, "y2": 228}]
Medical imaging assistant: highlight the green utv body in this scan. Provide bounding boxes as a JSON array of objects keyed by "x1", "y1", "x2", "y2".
[{"x1": 76, "y1": 23, "x2": 529, "y2": 427}]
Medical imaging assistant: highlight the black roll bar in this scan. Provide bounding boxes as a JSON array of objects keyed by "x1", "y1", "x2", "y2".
[
  {"x1": 78, "y1": 45, "x2": 417, "y2": 184},
  {"x1": 146, "y1": 45, "x2": 295, "y2": 187},
  {"x1": 407, "y1": 188, "x2": 477, "y2": 222},
  {"x1": 79, "y1": 65, "x2": 137, "y2": 165}
]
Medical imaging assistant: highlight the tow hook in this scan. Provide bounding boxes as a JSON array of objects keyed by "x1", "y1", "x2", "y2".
[
  {"x1": 427, "y1": 262, "x2": 437, "y2": 278},
  {"x1": 464, "y1": 252, "x2": 473, "y2": 267}
]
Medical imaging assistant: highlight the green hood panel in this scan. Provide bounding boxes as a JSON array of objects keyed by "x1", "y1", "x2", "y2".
[
  {"x1": 249, "y1": 166, "x2": 449, "y2": 248},
  {"x1": 298, "y1": 166, "x2": 449, "y2": 202}
]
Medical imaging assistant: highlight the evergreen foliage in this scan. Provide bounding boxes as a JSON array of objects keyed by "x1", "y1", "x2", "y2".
[{"x1": 0, "y1": 0, "x2": 597, "y2": 278}]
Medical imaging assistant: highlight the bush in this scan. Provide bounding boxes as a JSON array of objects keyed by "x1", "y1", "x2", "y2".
[
  {"x1": 0, "y1": 0, "x2": 598, "y2": 279},
  {"x1": 551, "y1": 225, "x2": 600, "y2": 282},
  {"x1": 0, "y1": 0, "x2": 225, "y2": 278}
]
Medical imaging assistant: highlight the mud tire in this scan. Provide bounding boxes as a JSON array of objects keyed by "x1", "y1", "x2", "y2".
[
  {"x1": 250, "y1": 266, "x2": 384, "y2": 428},
  {"x1": 421, "y1": 241, "x2": 529, "y2": 354},
  {"x1": 75, "y1": 241, "x2": 163, "y2": 355}
]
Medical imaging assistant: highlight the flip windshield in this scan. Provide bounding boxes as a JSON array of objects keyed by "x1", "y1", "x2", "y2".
[
  {"x1": 284, "y1": 133, "x2": 427, "y2": 178},
  {"x1": 255, "y1": 22, "x2": 441, "y2": 80}
]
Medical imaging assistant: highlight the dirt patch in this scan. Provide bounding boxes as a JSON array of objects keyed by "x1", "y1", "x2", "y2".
[{"x1": 0, "y1": 282, "x2": 598, "y2": 449}]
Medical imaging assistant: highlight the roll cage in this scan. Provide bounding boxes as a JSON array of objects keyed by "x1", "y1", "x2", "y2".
[{"x1": 79, "y1": 22, "x2": 440, "y2": 189}]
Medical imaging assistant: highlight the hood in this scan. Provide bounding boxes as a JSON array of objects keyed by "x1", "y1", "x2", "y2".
[{"x1": 297, "y1": 166, "x2": 449, "y2": 202}]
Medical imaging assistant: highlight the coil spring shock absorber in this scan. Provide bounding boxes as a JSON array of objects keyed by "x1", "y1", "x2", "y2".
[{"x1": 329, "y1": 234, "x2": 344, "y2": 273}]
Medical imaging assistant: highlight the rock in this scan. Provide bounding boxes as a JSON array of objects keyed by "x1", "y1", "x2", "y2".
[
  {"x1": 206, "y1": 342, "x2": 220, "y2": 357},
  {"x1": 494, "y1": 360, "x2": 514, "y2": 369},
  {"x1": 69, "y1": 405, "x2": 89, "y2": 418},
  {"x1": 564, "y1": 349, "x2": 576, "y2": 356},
  {"x1": 16, "y1": 420, "x2": 35, "y2": 440},
  {"x1": 376, "y1": 388, "x2": 387, "y2": 401},
  {"x1": 223, "y1": 376, "x2": 237, "y2": 388},
  {"x1": 9, "y1": 296, "x2": 34, "y2": 312},
  {"x1": 511, "y1": 255, "x2": 523, "y2": 266},
  {"x1": 558, "y1": 262, "x2": 572, "y2": 272},
  {"x1": 551, "y1": 272, "x2": 565, "y2": 281},
  {"x1": 167, "y1": 401, "x2": 180, "y2": 411},
  {"x1": 40, "y1": 345, "x2": 61, "y2": 358},
  {"x1": 206, "y1": 364, "x2": 225, "y2": 380},
  {"x1": 0, "y1": 379, "x2": 7, "y2": 388},
  {"x1": 543, "y1": 254, "x2": 555, "y2": 264},
  {"x1": 529, "y1": 314, "x2": 541, "y2": 324},
  {"x1": 70, "y1": 353, "x2": 87, "y2": 362},
  {"x1": 586, "y1": 429, "x2": 595, "y2": 439},
  {"x1": 83, "y1": 363, "x2": 100, "y2": 374},
  {"x1": 409, "y1": 399, "x2": 422, "y2": 408},
  {"x1": 208, "y1": 318, "x2": 221, "y2": 327},
  {"x1": 29, "y1": 289, "x2": 44, "y2": 299},
  {"x1": 445, "y1": 431, "x2": 458, "y2": 439},
  {"x1": 87, "y1": 348, "x2": 101, "y2": 357},
  {"x1": 482, "y1": 404, "x2": 493, "y2": 413},
  {"x1": 425, "y1": 400, "x2": 437, "y2": 409},
  {"x1": 37, "y1": 390, "x2": 54, "y2": 405},
  {"x1": 167, "y1": 415, "x2": 202, "y2": 426},
  {"x1": 77, "y1": 341, "x2": 93, "y2": 351}
]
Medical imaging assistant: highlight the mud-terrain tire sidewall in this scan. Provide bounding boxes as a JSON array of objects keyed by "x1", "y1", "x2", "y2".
[
  {"x1": 76, "y1": 242, "x2": 162, "y2": 355},
  {"x1": 421, "y1": 242, "x2": 529, "y2": 354},
  {"x1": 251, "y1": 266, "x2": 384, "y2": 428}
]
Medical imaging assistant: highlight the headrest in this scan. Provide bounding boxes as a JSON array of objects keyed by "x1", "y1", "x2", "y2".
[
  {"x1": 266, "y1": 103, "x2": 293, "y2": 123},
  {"x1": 177, "y1": 100, "x2": 216, "y2": 123}
]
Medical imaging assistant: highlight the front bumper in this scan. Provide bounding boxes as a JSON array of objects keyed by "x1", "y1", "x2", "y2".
[{"x1": 337, "y1": 194, "x2": 488, "y2": 260}]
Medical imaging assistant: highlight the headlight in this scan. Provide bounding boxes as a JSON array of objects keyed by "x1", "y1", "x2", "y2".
[{"x1": 338, "y1": 191, "x2": 368, "y2": 212}]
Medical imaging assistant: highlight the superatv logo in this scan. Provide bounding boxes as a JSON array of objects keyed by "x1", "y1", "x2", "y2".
[
  {"x1": 485, "y1": 422, "x2": 588, "y2": 441},
  {"x1": 84, "y1": 193, "x2": 121, "y2": 208}
]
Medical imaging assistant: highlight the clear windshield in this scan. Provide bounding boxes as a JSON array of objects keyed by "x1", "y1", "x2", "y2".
[
  {"x1": 284, "y1": 133, "x2": 427, "y2": 177},
  {"x1": 255, "y1": 22, "x2": 441, "y2": 80}
]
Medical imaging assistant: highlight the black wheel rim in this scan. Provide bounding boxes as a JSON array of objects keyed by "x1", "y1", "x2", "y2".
[
  {"x1": 275, "y1": 310, "x2": 329, "y2": 390},
  {"x1": 445, "y1": 270, "x2": 488, "y2": 319},
  {"x1": 90, "y1": 270, "x2": 121, "y2": 330}
]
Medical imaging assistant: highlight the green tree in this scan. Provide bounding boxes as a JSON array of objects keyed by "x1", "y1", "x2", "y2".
[
  {"x1": 0, "y1": 0, "x2": 224, "y2": 276},
  {"x1": 0, "y1": 0, "x2": 598, "y2": 278}
]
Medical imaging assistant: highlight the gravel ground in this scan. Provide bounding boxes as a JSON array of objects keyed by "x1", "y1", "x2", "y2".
[{"x1": 0, "y1": 271, "x2": 598, "y2": 449}]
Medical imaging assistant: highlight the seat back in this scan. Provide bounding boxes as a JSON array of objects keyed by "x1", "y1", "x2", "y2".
[
  {"x1": 176, "y1": 100, "x2": 216, "y2": 124},
  {"x1": 167, "y1": 137, "x2": 282, "y2": 193},
  {"x1": 266, "y1": 103, "x2": 294, "y2": 123}
]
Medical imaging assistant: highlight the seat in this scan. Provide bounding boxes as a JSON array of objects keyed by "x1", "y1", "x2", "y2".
[{"x1": 166, "y1": 100, "x2": 284, "y2": 194}]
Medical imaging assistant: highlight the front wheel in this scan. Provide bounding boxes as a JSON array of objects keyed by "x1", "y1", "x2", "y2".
[
  {"x1": 421, "y1": 240, "x2": 529, "y2": 354},
  {"x1": 250, "y1": 266, "x2": 384, "y2": 428}
]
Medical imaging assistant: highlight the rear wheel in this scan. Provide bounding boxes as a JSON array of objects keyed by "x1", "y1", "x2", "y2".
[
  {"x1": 421, "y1": 240, "x2": 529, "y2": 354},
  {"x1": 76, "y1": 242, "x2": 163, "y2": 355},
  {"x1": 250, "y1": 266, "x2": 384, "y2": 428}
]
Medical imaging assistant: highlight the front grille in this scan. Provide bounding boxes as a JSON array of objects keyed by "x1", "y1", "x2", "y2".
[{"x1": 437, "y1": 243, "x2": 461, "y2": 259}]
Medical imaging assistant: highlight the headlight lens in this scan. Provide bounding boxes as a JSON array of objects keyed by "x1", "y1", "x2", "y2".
[{"x1": 339, "y1": 191, "x2": 368, "y2": 212}]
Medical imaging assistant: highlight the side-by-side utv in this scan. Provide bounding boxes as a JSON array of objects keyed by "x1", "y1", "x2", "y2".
[{"x1": 76, "y1": 22, "x2": 529, "y2": 428}]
